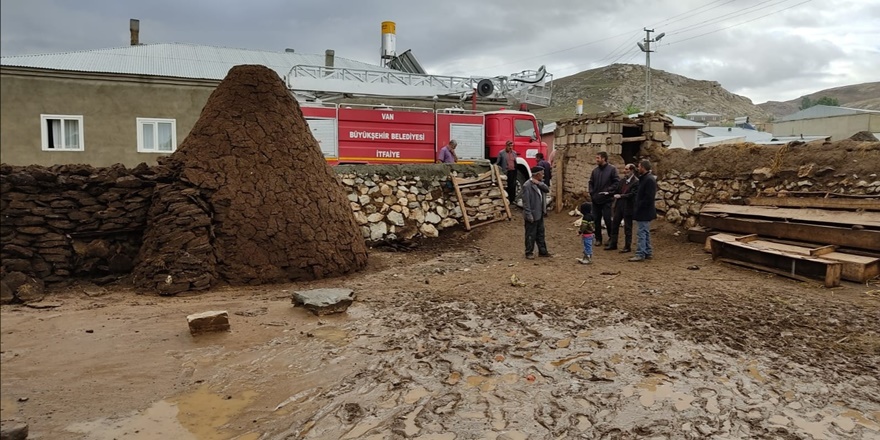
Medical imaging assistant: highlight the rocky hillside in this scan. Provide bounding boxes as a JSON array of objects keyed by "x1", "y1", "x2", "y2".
[
  {"x1": 535, "y1": 63, "x2": 772, "y2": 123},
  {"x1": 757, "y1": 82, "x2": 880, "y2": 119}
]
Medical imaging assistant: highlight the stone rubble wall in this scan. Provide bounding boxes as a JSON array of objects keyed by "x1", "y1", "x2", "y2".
[
  {"x1": 1, "y1": 163, "x2": 500, "y2": 294},
  {"x1": 336, "y1": 164, "x2": 498, "y2": 241},
  {"x1": 553, "y1": 114, "x2": 880, "y2": 226},
  {"x1": 657, "y1": 168, "x2": 880, "y2": 228}
]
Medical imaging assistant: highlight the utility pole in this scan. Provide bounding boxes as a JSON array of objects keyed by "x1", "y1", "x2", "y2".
[{"x1": 637, "y1": 28, "x2": 664, "y2": 112}]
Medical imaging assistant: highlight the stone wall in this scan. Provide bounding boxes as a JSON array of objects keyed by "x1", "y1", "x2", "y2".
[
  {"x1": 553, "y1": 114, "x2": 880, "y2": 226},
  {"x1": 337, "y1": 164, "x2": 498, "y2": 241},
  {"x1": 657, "y1": 168, "x2": 880, "y2": 229},
  {"x1": 1, "y1": 163, "x2": 502, "y2": 296}
]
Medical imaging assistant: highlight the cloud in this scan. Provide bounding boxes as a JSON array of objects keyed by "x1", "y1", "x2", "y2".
[{"x1": 1, "y1": 0, "x2": 877, "y2": 104}]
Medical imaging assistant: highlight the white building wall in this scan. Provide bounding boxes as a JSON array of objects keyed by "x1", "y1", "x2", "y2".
[{"x1": 670, "y1": 127, "x2": 699, "y2": 150}]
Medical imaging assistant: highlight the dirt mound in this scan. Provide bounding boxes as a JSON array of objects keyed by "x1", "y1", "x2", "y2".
[
  {"x1": 650, "y1": 140, "x2": 880, "y2": 179},
  {"x1": 132, "y1": 65, "x2": 368, "y2": 294}
]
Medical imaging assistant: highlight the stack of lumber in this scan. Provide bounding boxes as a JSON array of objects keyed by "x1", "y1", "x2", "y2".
[
  {"x1": 451, "y1": 166, "x2": 512, "y2": 231},
  {"x1": 690, "y1": 195, "x2": 880, "y2": 286}
]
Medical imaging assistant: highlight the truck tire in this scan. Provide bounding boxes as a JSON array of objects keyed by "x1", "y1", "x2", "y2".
[{"x1": 514, "y1": 169, "x2": 528, "y2": 207}]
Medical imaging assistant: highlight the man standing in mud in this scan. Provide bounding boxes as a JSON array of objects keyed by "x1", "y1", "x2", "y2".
[
  {"x1": 588, "y1": 151, "x2": 619, "y2": 246},
  {"x1": 630, "y1": 160, "x2": 657, "y2": 262},
  {"x1": 521, "y1": 166, "x2": 551, "y2": 259},
  {"x1": 608, "y1": 163, "x2": 639, "y2": 252}
]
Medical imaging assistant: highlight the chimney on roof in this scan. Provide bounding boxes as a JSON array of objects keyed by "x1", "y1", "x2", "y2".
[
  {"x1": 130, "y1": 19, "x2": 140, "y2": 46},
  {"x1": 325, "y1": 49, "x2": 335, "y2": 69}
]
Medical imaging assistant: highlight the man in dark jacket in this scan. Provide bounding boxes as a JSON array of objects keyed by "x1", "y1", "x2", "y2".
[
  {"x1": 522, "y1": 166, "x2": 551, "y2": 259},
  {"x1": 606, "y1": 163, "x2": 639, "y2": 252},
  {"x1": 629, "y1": 159, "x2": 657, "y2": 262},
  {"x1": 588, "y1": 151, "x2": 619, "y2": 246},
  {"x1": 535, "y1": 152, "x2": 552, "y2": 186}
]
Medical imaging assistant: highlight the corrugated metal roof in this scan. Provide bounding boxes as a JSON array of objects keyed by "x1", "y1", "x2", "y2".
[
  {"x1": 627, "y1": 113, "x2": 704, "y2": 128},
  {"x1": 699, "y1": 127, "x2": 773, "y2": 143},
  {"x1": 699, "y1": 135, "x2": 744, "y2": 146},
  {"x1": 686, "y1": 111, "x2": 720, "y2": 117},
  {"x1": 777, "y1": 105, "x2": 880, "y2": 122},
  {"x1": 0, "y1": 43, "x2": 386, "y2": 81}
]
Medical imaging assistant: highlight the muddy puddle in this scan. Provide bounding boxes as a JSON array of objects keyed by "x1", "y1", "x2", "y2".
[{"x1": 7, "y1": 295, "x2": 879, "y2": 439}]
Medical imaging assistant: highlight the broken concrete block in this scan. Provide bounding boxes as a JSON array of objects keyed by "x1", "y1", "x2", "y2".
[
  {"x1": 292, "y1": 288, "x2": 355, "y2": 316},
  {"x1": 187, "y1": 310, "x2": 230, "y2": 335}
]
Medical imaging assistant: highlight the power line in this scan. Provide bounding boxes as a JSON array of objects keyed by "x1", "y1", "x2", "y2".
[
  {"x1": 665, "y1": 0, "x2": 798, "y2": 37},
  {"x1": 666, "y1": 0, "x2": 813, "y2": 45}
]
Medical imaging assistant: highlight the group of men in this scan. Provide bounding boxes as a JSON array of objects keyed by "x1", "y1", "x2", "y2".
[
  {"x1": 519, "y1": 150, "x2": 657, "y2": 263},
  {"x1": 441, "y1": 139, "x2": 655, "y2": 262}
]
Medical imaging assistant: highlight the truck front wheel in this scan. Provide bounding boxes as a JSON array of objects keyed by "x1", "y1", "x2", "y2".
[{"x1": 514, "y1": 169, "x2": 529, "y2": 207}]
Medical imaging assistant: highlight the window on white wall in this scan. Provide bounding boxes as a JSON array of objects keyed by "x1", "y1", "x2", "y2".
[
  {"x1": 137, "y1": 118, "x2": 177, "y2": 153},
  {"x1": 41, "y1": 114, "x2": 84, "y2": 151}
]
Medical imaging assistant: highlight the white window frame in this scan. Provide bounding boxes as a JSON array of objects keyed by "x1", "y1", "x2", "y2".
[
  {"x1": 40, "y1": 114, "x2": 84, "y2": 151},
  {"x1": 136, "y1": 118, "x2": 177, "y2": 153}
]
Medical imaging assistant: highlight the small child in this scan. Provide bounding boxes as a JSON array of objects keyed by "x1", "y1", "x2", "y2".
[{"x1": 578, "y1": 202, "x2": 595, "y2": 264}]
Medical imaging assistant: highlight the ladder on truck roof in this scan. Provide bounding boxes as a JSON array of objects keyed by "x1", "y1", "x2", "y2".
[{"x1": 285, "y1": 65, "x2": 553, "y2": 108}]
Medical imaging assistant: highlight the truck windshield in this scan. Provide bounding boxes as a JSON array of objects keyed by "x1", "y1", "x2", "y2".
[{"x1": 514, "y1": 119, "x2": 536, "y2": 138}]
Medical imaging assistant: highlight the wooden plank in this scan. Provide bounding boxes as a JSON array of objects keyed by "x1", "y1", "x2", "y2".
[
  {"x1": 451, "y1": 178, "x2": 472, "y2": 231},
  {"x1": 621, "y1": 136, "x2": 647, "y2": 142},
  {"x1": 736, "y1": 234, "x2": 759, "y2": 243},
  {"x1": 711, "y1": 233, "x2": 878, "y2": 282},
  {"x1": 467, "y1": 216, "x2": 507, "y2": 230},
  {"x1": 701, "y1": 203, "x2": 880, "y2": 228},
  {"x1": 687, "y1": 226, "x2": 715, "y2": 246},
  {"x1": 710, "y1": 236, "x2": 841, "y2": 287},
  {"x1": 748, "y1": 196, "x2": 880, "y2": 211},
  {"x1": 809, "y1": 245, "x2": 837, "y2": 257},
  {"x1": 699, "y1": 214, "x2": 880, "y2": 251},
  {"x1": 493, "y1": 164, "x2": 512, "y2": 220}
]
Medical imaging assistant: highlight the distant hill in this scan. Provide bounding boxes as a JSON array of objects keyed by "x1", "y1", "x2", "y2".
[
  {"x1": 534, "y1": 63, "x2": 772, "y2": 124},
  {"x1": 756, "y1": 82, "x2": 880, "y2": 119}
]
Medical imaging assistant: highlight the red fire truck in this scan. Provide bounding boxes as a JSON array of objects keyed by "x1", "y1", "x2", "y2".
[{"x1": 288, "y1": 63, "x2": 554, "y2": 186}]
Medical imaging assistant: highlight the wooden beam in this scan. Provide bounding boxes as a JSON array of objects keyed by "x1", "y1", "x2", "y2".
[
  {"x1": 809, "y1": 245, "x2": 837, "y2": 257},
  {"x1": 493, "y1": 164, "x2": 512, "y2": 220},
  {"x1": 701, "y1": 204, "x2": 880, "y2": 228},
  {"x1": 451, "y1": 178, "x2": 472, "y2": 231},
  {"x1": 735, "y1": 234, "x2": 759, "y2": 243},
  {"x1": 710, "y1": 236, "x2": 841, "y2": 287},
  {"x1": 699, "y1": 214, "x2": 880, "y2": 251},
  {"x1": 621, "y1": 136, "x2": 647, "y2": 142},
  {"x1": 710, "y1": 233, "x2": 878, "y2": 282},
  {"x1": 748, "y1": 197, "x2": 880, "y2": 211}
]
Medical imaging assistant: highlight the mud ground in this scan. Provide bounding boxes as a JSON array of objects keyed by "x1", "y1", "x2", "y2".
[{"x1": 1, "y1": 212, "x2": 879, "y2": 439}]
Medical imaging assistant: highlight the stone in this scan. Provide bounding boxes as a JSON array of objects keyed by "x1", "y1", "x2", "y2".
[
  {"x1": 358, "y1": 194, "x2": 371, "y2": 205},
  {"x1": 292, "y1": 288, "x2": 355, "y2": 316},
  {"x1": 0, "y1": 419, "x2": 28, "y2": 440},
  {"x1": 387, "y1": 211, "x2": 405, "y2": 226},
  {"x1": 419, "y1": 223, "x2": 439, "y2": 238},
  {"x1": 366, "y1": 213, "x2": 385, "y2": 223},
  {"x1": 353, "y1": 211, "x2": 369, "y2": 225},
  {"x1": 0, "y1": 281, "x2": 14, "y2": 305},
  {"x1": 436, "y1": 205, "x2": 448, "y2": 217},
  {"x1": 439, "y1": 218, "x2": 459, "y2": 228},
  {"x1": 380, "y1": 184, "x2": 393, "y2": 196},
  {"x1": 665, "y1": 208, "x2": 682, "y2": 224},
  {"x1": 369, "y1": 222, "x2": 388, "y2": 240},
  {"x1": 15, "y1": 277, "x2": 45, "y2": 304},
  {"x1": 410, "y1": 209, "x2": 426, "y2": 224},
  {"x1": 752, "y1": 167, "x2": 774, "y2": 181},
  {"x1": 425, "y1": 212, "x2": 442, "y2": 224},
  {"x1": 187, "y1": 310, "x2": 230, "y2": 335}
]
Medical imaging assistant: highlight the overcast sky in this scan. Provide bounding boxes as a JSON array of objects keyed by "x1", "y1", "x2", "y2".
[{"x1": 1, "y1": 0, "x2": 878, "y2": 104}]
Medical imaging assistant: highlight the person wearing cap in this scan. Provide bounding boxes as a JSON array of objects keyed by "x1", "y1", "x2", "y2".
[
  {"x1": 496, "y1": 141, "x2": 519, "y2": 205},
  {"x1": 521, "y1": 166, "x2": 552, "y2": 259},
  {"x1": 438, "y1": 140, "x2": 458, "y2": 163}
]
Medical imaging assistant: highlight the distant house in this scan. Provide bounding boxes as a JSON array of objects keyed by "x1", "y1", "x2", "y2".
[
  {"x1": 770, "y1": 105, "x2": 880, "y2": 141},
  {"x1": 0, "y1": 43, "x2": 385, "y2": 167},
  {"x1": 685, "y1": 111, "x2": 722, "y2": 123},
  {"x1": 629, "y1": 113, "x2": 704, "y2": 150},
  {"x1": 667, "y1": 115, "x2": 705, "y2": 149},
  {"x1": 699, "y1": 126, "x2": 773, "y2": 144},
  {"x1": 541, "y1": 121, "x2": 557, "y2": 157}
]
